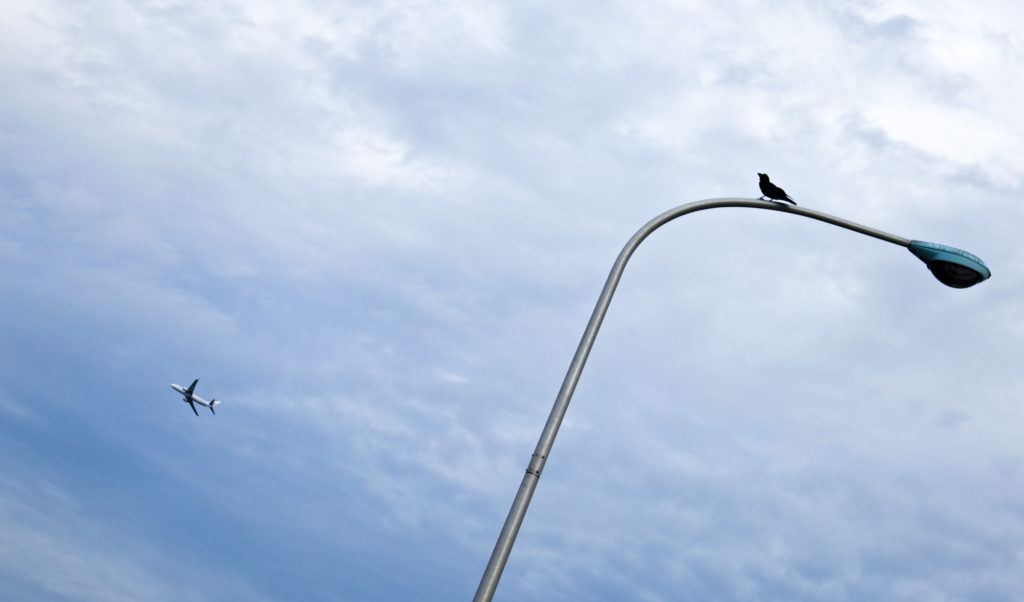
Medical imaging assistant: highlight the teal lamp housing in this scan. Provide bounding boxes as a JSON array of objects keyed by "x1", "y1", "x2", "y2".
[{"x1": 909, "y1": 240, "x2": 991, "y2": 288}]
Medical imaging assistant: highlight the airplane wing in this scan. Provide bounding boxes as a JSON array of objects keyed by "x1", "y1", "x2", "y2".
[
  {"x1": 188, "y1": 399, "x2": 199, "y2": 416},
  {"x1": 185, "y1": 379, "x2": 199, "y2": 396}
]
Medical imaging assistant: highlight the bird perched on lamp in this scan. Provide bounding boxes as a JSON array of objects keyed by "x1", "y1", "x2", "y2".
[{"x1": 757, "y1": 173, "x2": 796, "y2": 205}]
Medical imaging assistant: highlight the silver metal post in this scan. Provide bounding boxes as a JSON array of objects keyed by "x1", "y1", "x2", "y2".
[{"x1": 473, "y1": 198, "x2": 911, "y2": 601}]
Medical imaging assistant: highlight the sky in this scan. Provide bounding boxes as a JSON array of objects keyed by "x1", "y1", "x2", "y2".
[{"x1": 1, "y1": 1, "x2": 1023, "y2": 600}]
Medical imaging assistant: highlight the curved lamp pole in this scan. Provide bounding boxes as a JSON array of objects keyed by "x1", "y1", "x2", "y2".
[{"x1": 474, "y1": 198, "x2": 990, "y2": 602}]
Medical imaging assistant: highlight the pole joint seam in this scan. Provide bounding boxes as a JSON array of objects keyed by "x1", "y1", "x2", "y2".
[{"x1": 525, "y1": 453, "x2": 546, "y2": 476}]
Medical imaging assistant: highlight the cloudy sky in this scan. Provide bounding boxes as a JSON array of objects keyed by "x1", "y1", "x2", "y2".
[{"x1": 2, "y1": 1, "x2": 1023, "y2": 600}]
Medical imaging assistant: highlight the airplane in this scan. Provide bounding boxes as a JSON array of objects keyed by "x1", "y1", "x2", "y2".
[{"x1": 170, "y1": 379, "x2": 221, "y2": 416}]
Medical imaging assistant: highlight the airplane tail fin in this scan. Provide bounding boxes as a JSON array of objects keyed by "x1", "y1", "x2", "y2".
[{"x1": 209, "y1": 399, "x2": 219, "y2": 415}]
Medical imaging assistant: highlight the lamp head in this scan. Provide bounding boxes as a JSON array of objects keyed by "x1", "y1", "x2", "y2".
[{"x1": 908, "y1": 241, "x2": 991, "y2": 288}]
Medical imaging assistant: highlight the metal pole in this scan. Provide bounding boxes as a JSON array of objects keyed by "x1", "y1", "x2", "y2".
[{"x1": 473, "y1": 198, "x2": 910, "y2": 601}]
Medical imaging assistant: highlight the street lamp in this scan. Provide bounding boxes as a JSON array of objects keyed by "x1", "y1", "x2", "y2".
[
  {"x1": 473, "y1": 198, "x2": 990, "y2": 602},
  {"x1": 908, "y1": 240, "x2": 991, "y2": 288}
]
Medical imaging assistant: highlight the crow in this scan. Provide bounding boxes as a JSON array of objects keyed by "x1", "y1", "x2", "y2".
[{"x1": 757, "y1": 173, "x2": 796, "y2": 205}]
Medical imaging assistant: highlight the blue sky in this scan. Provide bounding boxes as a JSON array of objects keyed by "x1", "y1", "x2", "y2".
[{"x1": 2, "y1": 1, "x2": 1023, "y2": 600}]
